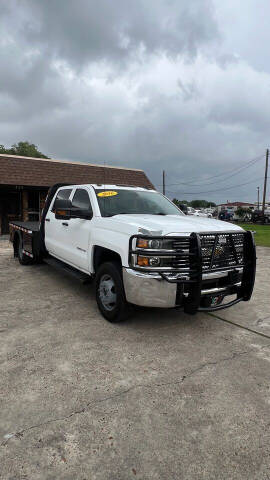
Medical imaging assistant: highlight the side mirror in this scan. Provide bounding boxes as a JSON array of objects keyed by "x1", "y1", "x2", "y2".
[
  {"x1": 54, "y1": 198, "x2": 92, "y2": 220},
  {"x1": 54, "y1": 198, "x2": 72, "y2": 219},
  {"x1": 72, "y1": 208, "x2": 92, "y2": 220}
]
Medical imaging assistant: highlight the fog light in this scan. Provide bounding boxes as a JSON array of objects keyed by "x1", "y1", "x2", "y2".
[{"x1": 149, "y1": 257, "x2": 160, "y2": 266}]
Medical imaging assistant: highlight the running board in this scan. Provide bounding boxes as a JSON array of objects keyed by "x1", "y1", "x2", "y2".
[{"x1": 43, "y1": 256, "x2": 92, "y2": 284}]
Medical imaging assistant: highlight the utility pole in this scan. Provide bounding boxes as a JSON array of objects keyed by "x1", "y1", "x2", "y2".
[
  {"x1": 262, "y1": 148, "x2": 269, "y2": 222},
  {"x1": 162, "y1": 170, "x2": 165, "y2": 195},
  {"x1": 257, "y1": 186, "x2": 260, "y2": 210}
]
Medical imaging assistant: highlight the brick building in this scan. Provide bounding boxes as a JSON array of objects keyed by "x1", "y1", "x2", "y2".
[
  {"x1": 0, "y1": 154, "x2": 154, "y2": 235},
  {"x1": 217, "y1": 201, "x2": 255, "y2": 214}
]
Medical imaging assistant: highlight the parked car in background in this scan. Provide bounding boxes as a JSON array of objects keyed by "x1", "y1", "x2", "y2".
[
  {"x1": 194, "y1": 209, "x2": 208, "y2": 217},
  {"x1": 187, "y1": 206, "x2": 196, "y2": 215},
  {"x1": 219, "y1": 210, "x2": 234, "y2": 221},
  {"x1": 203, "y1": 208, "x2": 214, "y2": 217},
  {"x1": 201, "y1": 209, "x2": 213, "y2": 218},
  {"x1": 233, "y1": 210, "x2": 252, "y2": 222},
  {"x1": 187, "y1": 207, "x2": 209, "y2": 217},
  {"x1": 251, "y1": 209, "x2": 270, "y2": 223}
]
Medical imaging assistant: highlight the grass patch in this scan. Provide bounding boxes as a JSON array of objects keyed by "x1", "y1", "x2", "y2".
[{"x1": 238, "y1": 223, "x2": 270, "y2": 247}]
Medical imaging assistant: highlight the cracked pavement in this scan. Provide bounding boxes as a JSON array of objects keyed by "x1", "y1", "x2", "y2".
[{"x1": 1, "y1": 238, "x2": 270, "y2": 480}]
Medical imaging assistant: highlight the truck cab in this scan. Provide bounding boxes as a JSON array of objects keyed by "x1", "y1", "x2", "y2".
[{"x1": 10, "y1": 183, "x2": 256, "y2": 323}]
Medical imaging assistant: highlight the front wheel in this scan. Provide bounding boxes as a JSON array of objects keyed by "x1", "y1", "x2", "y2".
[{"x1": 95, "y1": 261, "x2": 132, "y2": 322}]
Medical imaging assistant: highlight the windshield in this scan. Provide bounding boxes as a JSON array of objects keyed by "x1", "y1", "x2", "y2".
[{"x1": 95, "y1": 189, "x2": 184, "y2": 217}]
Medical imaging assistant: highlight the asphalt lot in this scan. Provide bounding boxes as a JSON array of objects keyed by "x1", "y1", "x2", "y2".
[{"x1": 1, "y1": 237, "x2": 270, "y2": 480}]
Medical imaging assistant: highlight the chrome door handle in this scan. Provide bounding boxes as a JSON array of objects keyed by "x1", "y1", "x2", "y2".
[{"x1": 62, "y1": 222, "x2": 69, "y2": 226}]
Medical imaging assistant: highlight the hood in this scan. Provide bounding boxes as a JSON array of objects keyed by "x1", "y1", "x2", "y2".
[{"x1": 109, "y1": 214, "x2": 243, "y2": 235}]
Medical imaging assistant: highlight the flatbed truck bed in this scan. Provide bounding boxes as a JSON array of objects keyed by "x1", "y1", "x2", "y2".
[
  {"x1": 9, "y1": 221, "x2": 42, "y2": 261},
  {"x1": 9, "y1": 221, "x2": 40, "y2": 233},
  {"x1": 9, "y1": 183, "x2": 65, "y2": 263}
]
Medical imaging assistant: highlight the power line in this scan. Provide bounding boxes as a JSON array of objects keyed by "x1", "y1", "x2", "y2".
[
  {"x1": 167, "y1": 176, "x2": 264, "y2": 195},
  {"x1": 166, "y1": 154, "x2": 264, "y2": 187},
  {"x1": 157, "y1": 153, "x2": 264, "y2": 187}
]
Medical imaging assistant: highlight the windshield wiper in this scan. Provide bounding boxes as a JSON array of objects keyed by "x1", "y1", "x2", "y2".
[
  {"x1": 105, "y1": 212, "x2": 167, "y2": 216},
  {"x1": 109, "y1": 212, "x2": 129, "y2": 216}
]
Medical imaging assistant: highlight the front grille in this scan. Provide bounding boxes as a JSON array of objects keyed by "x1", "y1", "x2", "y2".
[
  {"x1": 171, "y1": 237, "x2": 191, "y2": 272},
  {"x1": 200, "y1": 232, "x2": 244, "y2": 271},
  {"x1": 172, "y1": 238, "x2": 190, "y2": 250},
  {"x1": 170, "y1": 254, "x2": 190, "y2": 270}
]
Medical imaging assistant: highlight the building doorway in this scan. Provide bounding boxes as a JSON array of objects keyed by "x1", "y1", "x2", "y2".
[{"x1": 0, "y1": 189, "x2": 21, "y2": 234}]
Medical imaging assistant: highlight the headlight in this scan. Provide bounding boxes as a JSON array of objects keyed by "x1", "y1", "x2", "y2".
[
  {"x1": 137, "y1": 238, "x2": 161, "y2": 249},
  {"x1": 136, "y1": 238, "x2": 172, "y2": 250},
  {"x1": 131, "y1": 235, "x2": 191, "y2": 272},
  {"x1": 148, "y1": 239, "x2": 161, "y2": 249},
  {"x1": 134, "y1": 237, "x2": 174, "y2": 269}
]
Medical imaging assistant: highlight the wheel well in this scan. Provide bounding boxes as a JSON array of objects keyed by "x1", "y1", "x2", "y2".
[
  {"x1": 93, "y1": 246, "x2": 122, "y2": 272},
  {"x1": 13, "y1": 232, "x2": 21, "y2": 257}
]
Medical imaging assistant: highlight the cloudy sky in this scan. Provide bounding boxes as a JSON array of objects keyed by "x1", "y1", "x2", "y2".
[{"x1": 1, "y1": 0, "x2": 270, "y2": 204}]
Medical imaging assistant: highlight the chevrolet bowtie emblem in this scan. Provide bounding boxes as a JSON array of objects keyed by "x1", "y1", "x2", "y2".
[{"x1": 214, "y1": 245, "x2": 225, "y2": 258}]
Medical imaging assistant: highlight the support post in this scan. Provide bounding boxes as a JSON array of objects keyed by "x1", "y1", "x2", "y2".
[
  {"x1": 262, "y1": 149, "x2": 269, "y2": 222},
  {"x1": 22, "y1": 190, "x2": 29, "y2": 222},
  {"x1": 162, "y1": 170, "x2": 165, "y2": 196}
]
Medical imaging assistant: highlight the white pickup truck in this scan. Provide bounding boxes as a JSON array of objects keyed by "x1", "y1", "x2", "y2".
[{"x1": 9, "y1": 183, "x2": 256, "y2": 322}]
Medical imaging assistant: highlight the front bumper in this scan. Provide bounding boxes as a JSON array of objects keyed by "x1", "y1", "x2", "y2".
[
  {"x1": 123, "y1": 268, "x2": 177, "y2": 308},
  {"x1": 123, "y1": 267, "x2": 244, "y2": 310},
  {"x1": 124, "y1": 230, "x2": 256, "y2": 313}
]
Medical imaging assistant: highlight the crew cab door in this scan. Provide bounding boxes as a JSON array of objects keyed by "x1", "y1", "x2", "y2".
[
  {"x1": 45, "y1": 187, "x2": 73, "y2": 260},
  {"x1": 66, "y1": 187, "x2": 93, "y2": 271}
]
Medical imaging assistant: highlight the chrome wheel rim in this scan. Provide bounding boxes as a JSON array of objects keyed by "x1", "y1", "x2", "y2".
[{"x1": 99, "y1": 274, "x2": 117, "y2": 311}]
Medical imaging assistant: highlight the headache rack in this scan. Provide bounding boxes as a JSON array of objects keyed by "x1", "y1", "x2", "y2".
[{"x1": 129, "y1": 231, "x2": 256, "y2": 314}]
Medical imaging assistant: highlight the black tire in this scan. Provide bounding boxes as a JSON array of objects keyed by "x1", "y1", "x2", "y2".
[
  {"x1": 18, "y1": 234, "x2": 32, "y2": 265},
  {"x1": 95, "y1": 261, "x2": 132, "y2": 322}
]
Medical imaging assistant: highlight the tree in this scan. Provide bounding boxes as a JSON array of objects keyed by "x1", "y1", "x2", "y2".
[
  {"x1": 172, "y1": 198, "x2": 189, "y2": 208},
  {"x1": 172, "y1": 198, "x2": 217, "y2": 209},
  {"x1": 235, "y1": 207, "x2": 252, "y2": 220},
  {"x1": 0, "y1": 141, "x2": 49, "y2": 158},
  {"x1": 190, "y1": 199, "x2": 216, "y2": 209}
]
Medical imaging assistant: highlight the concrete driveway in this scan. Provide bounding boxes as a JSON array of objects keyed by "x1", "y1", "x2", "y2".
[{"x1": 1, "y1": 237, "x2": 270, "y2": 480}]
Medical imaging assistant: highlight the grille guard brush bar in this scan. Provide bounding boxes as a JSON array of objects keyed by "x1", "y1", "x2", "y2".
[{"x1": 129, "y1": 231, "x2": 256, "y2": 314}]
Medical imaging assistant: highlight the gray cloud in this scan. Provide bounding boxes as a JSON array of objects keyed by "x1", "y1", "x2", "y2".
[
  {"x1": 0, "y1": 0, "x2": 269, "y2": 204},
  {"x1": 15, "y1": 0, "x2": 219, "y2": 67}
]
